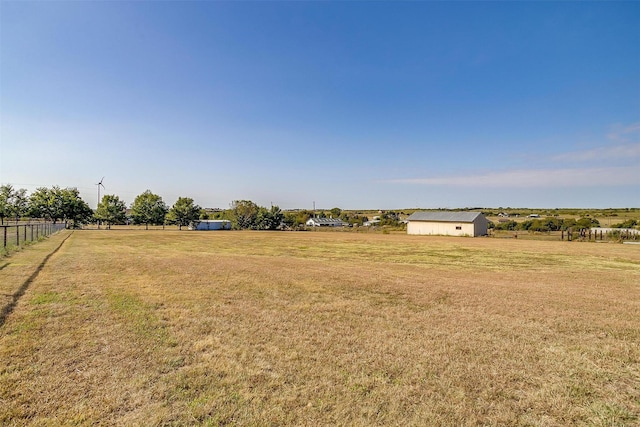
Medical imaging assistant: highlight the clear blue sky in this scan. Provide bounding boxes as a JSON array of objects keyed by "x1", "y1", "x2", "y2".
[{"x1": 1, "y1": 1, "x2": 639, "y2": 210}]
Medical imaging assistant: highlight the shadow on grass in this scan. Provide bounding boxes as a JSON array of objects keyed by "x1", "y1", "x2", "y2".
[{"x1": 0, "y1": 232, "x2": 73, "y2": 328}]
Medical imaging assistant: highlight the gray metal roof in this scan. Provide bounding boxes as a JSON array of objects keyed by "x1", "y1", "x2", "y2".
[
  {"x1": 406, "y1": 211, "x2": 485, "y2": 223},
  {"x1": 308, "y1": 217, "x2": 345, "y2": 224}
]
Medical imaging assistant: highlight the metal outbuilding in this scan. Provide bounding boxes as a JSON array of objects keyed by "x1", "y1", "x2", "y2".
[
  {"x1": 189, "y1": 220, "x2": 232, "y2": 230},
  {"x1": 406, "y1": 211, "x2": 488, "y2": 237},
  {"x1": 306, "y1": 217, "x2": 346, "y2": 227}
]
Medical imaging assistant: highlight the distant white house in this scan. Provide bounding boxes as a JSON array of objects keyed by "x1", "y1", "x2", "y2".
[
  {"x1": 189, "y1": 220, "x2": 231, "y2": 230},
  {"x1": 406, "y1": 212, "x2": 488, "y2": 237},
  {"x1": 306, "y1": 217, "x2": 346, "y2": 227}
]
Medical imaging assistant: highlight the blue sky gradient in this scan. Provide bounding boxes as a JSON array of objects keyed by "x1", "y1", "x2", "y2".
[{"x1": 1, "y1": 1, "x2": 638, "y2": 209}]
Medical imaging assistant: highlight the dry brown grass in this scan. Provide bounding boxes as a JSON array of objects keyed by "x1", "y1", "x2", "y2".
[{"x1": 1, "y1": 230, "x2": 639, "y2": 426}]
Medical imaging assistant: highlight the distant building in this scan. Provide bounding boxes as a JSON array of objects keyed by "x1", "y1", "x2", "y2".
[
  {"x1": 406, "y1": 212, "x2": 488, "y2": 237},
  {"x1": 189, "y1": 220, "x2": 231, "y2": 230},
  {"x1": 306, "y1": 217, "x2": 346, "y2": 227}
]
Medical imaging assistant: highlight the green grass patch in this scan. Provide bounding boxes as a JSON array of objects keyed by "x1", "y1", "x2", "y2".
[
  {"x1": 106, "y1": 291, "x2": 170, "y2": 345},
  {"x1": 30, "y1": 292, "x2": 64, "y2": 305}
]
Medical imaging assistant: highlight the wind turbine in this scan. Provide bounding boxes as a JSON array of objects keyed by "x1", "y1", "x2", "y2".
[
  {"x1": 95, "y1": 177, "x2": 105, "y2": 208},
  {"x1": 95, "y1": 177, "x2": 105, "y2": 229}
]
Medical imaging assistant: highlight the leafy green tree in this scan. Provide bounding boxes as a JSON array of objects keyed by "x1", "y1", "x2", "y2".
[
  {"x1": 95, "y1": 194, "x2": 127, "y2": 229},
  {"x1": 544, "y1": 217, "x2": 564, "y2": 231},
  {"x1": 294, "y1": 210, "x2": 313, "y2": 226},
  {"x1": 29, "y1": 186, "x2": 92, "y2": 226},
  {"x1": 12, "y1": 188, "x2": 28, "y2": 222},
  {"x1": 330, "y1": 207, "x2": 342, "y2": 218},
  {"x1": 282, "y1": 212, "x2": 297, "y2": 229},
  {"x1": 0, "y1": 185, "x2": 11, "y2": 224},
  {"x1": 338, "y1": 212, "x2": 367, "y2": 226},
  {"x1": 212, "y1": 210, "x2": 227, "y2": 220},
  {"x1": 0, "y1": 184, "x2": 29, "y2": 223},
  {"x1": 494, "y1": 220, "x2": 518, "y2": 231},
  {"x1": 130, "y1": 190, "x2": 168, "y2": 230},
  {"x1": 29, "y1": 187, "x2": 59, "y2": 222},
  {"x1": 230, "y1": 200, "x2": 259, "y2": 229},
  {"x1": 529, "y1": 220, "x2": 549, "y2": 232},
  {"x1": 166, "y1": 197, "x2": 201, "y2": 230},
  {"x1": 256, "y1": 205, "x2": 284, "y2": 230},
  {"x1": 575, "y1": 217, "x2": 599, "y2": 229},
  {"x1": 380, "y1": 211, "x2": 401, "y2": 226},
  {"x1": 611, "y1": 219, "x2": 638, "y2": 229},
  {"x1": 59, "y1": 188, "x2": 93, "y2": 227}
]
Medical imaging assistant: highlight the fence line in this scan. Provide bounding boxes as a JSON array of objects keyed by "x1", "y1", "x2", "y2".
[
  {"x1": 1, "y1": 223, "x2": 66, "y2": 250},
  {"x1": 561, "y1": 227, "x2": 640, "y2": 242}
]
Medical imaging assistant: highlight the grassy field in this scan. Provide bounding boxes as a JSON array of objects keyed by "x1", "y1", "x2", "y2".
[{"x1": 1, "y1": 230, "x2": 639, "y2": 426}]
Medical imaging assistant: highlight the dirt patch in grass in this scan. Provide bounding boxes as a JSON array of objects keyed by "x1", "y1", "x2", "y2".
[{"x1": 1, "y1": 230, "x2": 639, "y2": 425}]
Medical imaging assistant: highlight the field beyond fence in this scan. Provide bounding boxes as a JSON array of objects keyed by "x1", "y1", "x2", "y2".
[
  {"x1": 1, "y1": 222, "x2": 66, "y2": 253},
  {"x1": 1, "y1": 230, "x2": 639, "y2": 425}
]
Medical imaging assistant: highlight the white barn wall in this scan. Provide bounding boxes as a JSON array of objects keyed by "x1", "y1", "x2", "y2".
[
  {"x1": 406, "y1": 213, "x2": 488, "y2": 237},
  {"x1": 407, "y1": 221, "x2": 476, "y2": 236}
]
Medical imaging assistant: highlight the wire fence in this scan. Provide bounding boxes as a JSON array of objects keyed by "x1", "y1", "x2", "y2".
[{"x1": 1, "y1": 223, "x2": 66, "y2": 250}]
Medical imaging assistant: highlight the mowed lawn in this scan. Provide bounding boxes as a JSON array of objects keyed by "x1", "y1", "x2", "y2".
[{"x1": 1, "y1": 230, "x2": 639, "y2": 426}]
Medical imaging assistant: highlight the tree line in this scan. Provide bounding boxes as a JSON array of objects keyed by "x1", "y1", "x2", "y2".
[
  {"x1": 489, "y1": 217, "x2": 601, "y2": 232},
  {"x1": 91, "y1": 193, "x2": 380, "y2": 231},
  {"x1": 0, "y1": 184, "x2": 93, "y2": 227},
  {"x1": 0, "y1": 185, "x2": 307, "y2": 230}
]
